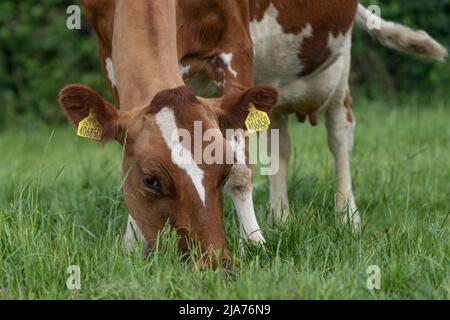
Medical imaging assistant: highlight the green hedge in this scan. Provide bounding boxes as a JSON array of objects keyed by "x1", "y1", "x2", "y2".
[
  {"x1": 1, "y1": 0, "x2": 449, "y2": 125},
  {"x1": 0, "y1": 0, "x2": 106, "y2": 126},
  {"x1": 353, "y1": 0, "x2": 450, "y2": 97}
]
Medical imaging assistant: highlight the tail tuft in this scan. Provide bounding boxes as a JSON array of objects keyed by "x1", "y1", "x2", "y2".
[{"x1": 356, "y1": 4, "x2": 448, "y2": 61}]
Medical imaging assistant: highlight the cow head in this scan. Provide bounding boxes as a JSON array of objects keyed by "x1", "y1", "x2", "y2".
[{"x1": 59, "y1": 84, "x2": 278, "y2": 266}]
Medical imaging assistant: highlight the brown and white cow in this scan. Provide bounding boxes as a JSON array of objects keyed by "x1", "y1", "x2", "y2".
[
  {"x1": 182, "y1": 1, "x2": 447, "y2": 231},
  {"x1": 59, "y1": 0, "x2": 279, "y2": 266},
  {"x1": 242, "y1": 1, "x2": 447, "y2": 230}
]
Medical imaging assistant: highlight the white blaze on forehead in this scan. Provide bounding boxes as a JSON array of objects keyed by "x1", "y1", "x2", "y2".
[
  {"x1": 105, "y1": 58, "x2": 116, "y2": 87},
  {"x1": 217, "y1": 53, "x2": 238, "y2": 78},
  {"x1": 179, "y1": 63, "x2": 191, "y2": 77},
  {"x1": 155, "y1": 107, "x2": 206, "y2": 206}
]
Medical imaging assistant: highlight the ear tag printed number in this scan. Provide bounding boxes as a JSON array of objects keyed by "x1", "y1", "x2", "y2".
[
  {"x1": 77, "y1": 111, "x2": 103, "y2": 141},
  {"x1": 245, "y1": 103, "x2": 271, "y2": 133}
]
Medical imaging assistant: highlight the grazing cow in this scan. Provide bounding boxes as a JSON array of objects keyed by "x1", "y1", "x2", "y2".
[
  {"x1": 241, "y1": 1, "x2": 447, "y2": 229},
  {"x1": 59, "y1": 0, "x2": 278, "y2": 266}
]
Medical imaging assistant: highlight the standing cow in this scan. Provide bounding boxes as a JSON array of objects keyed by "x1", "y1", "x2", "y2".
[
  {"x1": 59, "y1": 1, "x2": 446, "y2": 266},
  {"x1": 181, "y1": 1, "x2": 447, "y2": 233},
  {"x1": 240, "y1": 1, "x2": 447, "y2": 231}
]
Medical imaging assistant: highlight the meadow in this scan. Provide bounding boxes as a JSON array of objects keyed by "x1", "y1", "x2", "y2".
[{"x1": 0, "y1": 97, "x2": 449, "y2": 299}]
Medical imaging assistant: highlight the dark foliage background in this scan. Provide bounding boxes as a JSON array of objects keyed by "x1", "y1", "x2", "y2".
[
  {"x1": 353, "y1": 0, "x2": 450, "y2": 97},
  {"x1": 0, "y1": 0, "x2": 449, "y2": 126}
]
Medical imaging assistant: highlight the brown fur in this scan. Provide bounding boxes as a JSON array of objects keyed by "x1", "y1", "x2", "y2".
[
  {"x1": 146, "y1": 86, "x2": 198, "y2": 115},
  {"x1": 176, "y1": 0, "x2": 255, "y2": 93},
  {"x1": 58, "y1": 84, "x2": 124, "y2": 143},
  {"x1": 220, "y1": 84, "x2": 279, "y2": 130},
  {"x1": 249, "y1": 0, "x2": 358, "y2": 76}
]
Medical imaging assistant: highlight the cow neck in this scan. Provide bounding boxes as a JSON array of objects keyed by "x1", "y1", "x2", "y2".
[{"x1": 112, "y1": 0, "x2": 184, "y2": 111}]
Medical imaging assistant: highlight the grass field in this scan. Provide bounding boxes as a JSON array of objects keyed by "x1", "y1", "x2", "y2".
[{"x1": 0, "y1": 97, "x2": 449, "y2": 299}]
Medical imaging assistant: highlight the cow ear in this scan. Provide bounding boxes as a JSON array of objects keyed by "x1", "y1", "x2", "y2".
[
  {"x1": 58, "y1": 84, "x2": 125, "y2": 143},
  {"x1": 220, "y1": 85, "x2": 279, "y2": 129}
]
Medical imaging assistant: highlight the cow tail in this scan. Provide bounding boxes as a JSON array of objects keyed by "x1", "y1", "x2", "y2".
[{"x1": 355, "y1": 4, "x2": 448, "y2": 61}]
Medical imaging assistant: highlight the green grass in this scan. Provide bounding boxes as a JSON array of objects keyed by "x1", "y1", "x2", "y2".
[{"x1": 0, "y1": 98, "x2": 449, "y2": 299}]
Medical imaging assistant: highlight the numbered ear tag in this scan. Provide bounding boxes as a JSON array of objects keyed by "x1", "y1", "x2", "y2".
[
  {"x1": 245, "y1": 103, "x2": 271, "y2": 133},
  {"x1": 77, "y1": 111, "x2": 103, "y2": 141}
]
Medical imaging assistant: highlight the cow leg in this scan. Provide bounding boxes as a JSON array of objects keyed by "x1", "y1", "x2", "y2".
[
  {"x1": 122, "y1": 214, "x2": 147, "y2": 252},
  {"x1": 268, "y1": 113, "x2": 291, "y2": 223},
  {"x1": 226, "y1": 165, "x2": 265, "y2": 244},
  {"x1": 325, "y1": 90, "x2": 361, "y2": 233}
]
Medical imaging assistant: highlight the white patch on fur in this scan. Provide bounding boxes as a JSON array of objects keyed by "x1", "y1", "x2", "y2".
[
  {"x1": 250, "y1": 3, "x2": 352, "y2": 113},
  {"x1": 227, "y1": 132, "x2": 246, "y2": 165},
  {"x1": 217, "y1": 53, "x2": 238, "y2": 78},
  {"x1": 327, "y1": 32, "x2": 348, "y2": 57},
  {"x1": 212, "y1": 67, "x2": 226, "y2": 89},
  {"x1": 179, "y1": 63, "x2": 191, "y2": 77},
  {"x1": 155, "y1": 107, "x2": 206, "y2": 206},
  {"x1": 213, "y1": 80, "x2": 226, "y2": 88},
  {"x1": 105, "y1": 58, "x2": 116, "y2": 87},
  {"x1": 250, "y1": 4, "x2": 313, "y2": 86}
]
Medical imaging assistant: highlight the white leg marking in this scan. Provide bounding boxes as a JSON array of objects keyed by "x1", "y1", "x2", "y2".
[
  {"x1": 226, "y1": 165, "x2": 265, "y2": 244},
  {"x1": 155, "y1": 107, "x2": 206, "y2": 206},
  {"x1": 213, "y1": 80, "x2": 226, "y2": 88},
  {"x1": 226, "y1": 132, "x2": 264, "y2": 244},
  {"x1": 325, "y1": 94, "x2": 361, "y2": 233},
  {"x1": 105, "y1": 57, "x2": 116, "y2": 87}
]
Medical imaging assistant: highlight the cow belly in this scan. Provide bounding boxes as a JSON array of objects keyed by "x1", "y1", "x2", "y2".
[
  {"x1": 252, "y1": 41, "x2": 347, "y2": 114},
  {"x1": 275, "y1": 56, "x2": 346, "y2": 114}
]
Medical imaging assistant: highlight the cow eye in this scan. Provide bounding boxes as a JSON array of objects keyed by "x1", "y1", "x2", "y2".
[{"x1": 143, "y1": 176, "x2": 163, "y2": 194}]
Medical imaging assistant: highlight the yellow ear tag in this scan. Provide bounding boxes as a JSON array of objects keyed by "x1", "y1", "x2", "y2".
[
  {"x1": 245, "y1": 103, "x2": 271, "y2": 133},
  {"x1": 77, "y1": 111, "x2": 103, "y2": 141}
]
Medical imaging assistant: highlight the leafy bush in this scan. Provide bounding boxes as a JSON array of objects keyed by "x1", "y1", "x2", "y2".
[{"x1": 0, "y1": 0, "x2": 106, "y2": 126}]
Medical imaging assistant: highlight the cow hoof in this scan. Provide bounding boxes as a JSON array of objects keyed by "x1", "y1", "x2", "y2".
[
  {"x1": 239, "y1": 232, "x2": 265, "y2": 252},
  {"x1": 248, "y1": 231, "x2": 266, "y2": 245}
]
